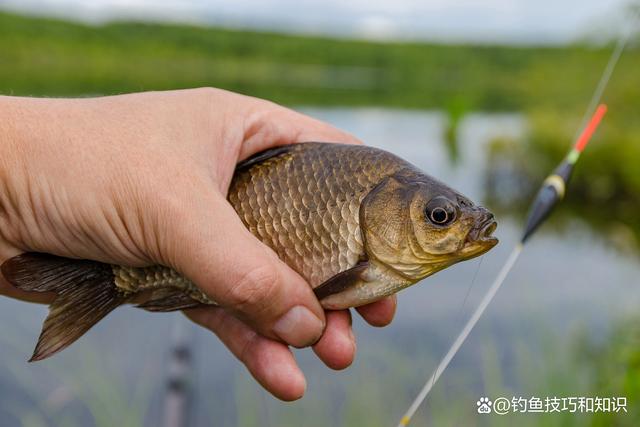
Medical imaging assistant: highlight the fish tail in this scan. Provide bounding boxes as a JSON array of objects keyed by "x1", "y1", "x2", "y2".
[{"x1": 1, "y1": 253, "x2": 126, "y2": 362}]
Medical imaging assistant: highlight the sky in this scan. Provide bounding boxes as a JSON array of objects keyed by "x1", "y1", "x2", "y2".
[{"x1": 0, "y1": 0, "x2": 635, "y2": 44}]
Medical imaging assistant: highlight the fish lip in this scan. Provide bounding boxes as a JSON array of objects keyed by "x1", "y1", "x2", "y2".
[
  {"x1": 465, "y1": 218, "x2": 498, "y2": 245},
  {"x1": 481, "y1": 221, "x2": 498, "y2": 241}
]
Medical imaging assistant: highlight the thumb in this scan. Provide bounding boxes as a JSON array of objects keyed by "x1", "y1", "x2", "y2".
[{"x1": 166, "y1": 191, "x2": 326, "y2": 348}]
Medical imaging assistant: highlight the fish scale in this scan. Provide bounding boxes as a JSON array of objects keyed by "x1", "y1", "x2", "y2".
[
  {"x1": 113, "y1": 265, "x2": 212, "y2": 304},
  {"x1": 228, "y1": 143, "x2": 405, "y2": 288}
]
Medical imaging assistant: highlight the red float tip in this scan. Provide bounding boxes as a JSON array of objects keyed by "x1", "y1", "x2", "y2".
[{"x1": 575, "y1": 104, "x2": 608, "y2": 153}]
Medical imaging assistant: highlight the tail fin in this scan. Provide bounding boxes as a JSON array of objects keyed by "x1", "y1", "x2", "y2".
[{"x1": 1, "y1": 253, "x2": 126, "y2": 362}]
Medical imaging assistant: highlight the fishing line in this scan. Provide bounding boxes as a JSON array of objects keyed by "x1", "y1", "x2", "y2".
[
  {"x1": 397, "y1": 246, "x2": 522, "y2": 427},
  {"x1": 396, "y1": 9, "x2": 638, "y2": 426},
  {"x1": 575, "y1": 5, "x2": 640, "y2": 139},
  {"x1": 461, "y1": 256, "x2": 484, "y2": 311},
  {"x1": 410, "y1": 254, "x2": 485, "y2": 426}
]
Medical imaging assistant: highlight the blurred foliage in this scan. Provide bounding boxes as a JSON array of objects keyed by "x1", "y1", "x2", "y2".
[
  {"x1": 5, "y1": 318, "x2": 638, "y2": 426},
  {"x1": 574, "y1": 317, "x2": 640, "y2": 427},
  {"x1": 226, "y1": 317, "x2": 640, "y2": 426},
  {"x1": 1, "y1": 12, "x2": 637, "y2": 225},
  {"x1": 0, "y1": 10, "x2": 637, "y2": 115},
  {"x1": 486, "y1": 109, "x2": 640, "y2": 251},
  {"x1": 1, "y1": 8, "x2": 640, "y2": 427},
  {"x1": 443, "y1": 99, "x2": 468, "y2": 164}
]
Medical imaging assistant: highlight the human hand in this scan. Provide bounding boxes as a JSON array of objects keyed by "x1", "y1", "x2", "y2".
[{"x1": 0, "y1": 88, "x2": 397, "y2": 400}]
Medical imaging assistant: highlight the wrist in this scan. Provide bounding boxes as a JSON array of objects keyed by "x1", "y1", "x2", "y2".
[
  {"x1": 0, "y1": 96, "x2": 39, "y2": 259},
  {"x1": 0, "y1": 99, "x2": 17, "y2": 248}
]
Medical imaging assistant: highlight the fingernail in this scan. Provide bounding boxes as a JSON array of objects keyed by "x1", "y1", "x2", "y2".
[{"x1": 274, "y1": 306, "x2": 324, "y2": 348}]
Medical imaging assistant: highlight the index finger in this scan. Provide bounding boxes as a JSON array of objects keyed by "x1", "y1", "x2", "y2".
[{"x1": 239, "y1": 102, "x2": 362, "y2": 161}]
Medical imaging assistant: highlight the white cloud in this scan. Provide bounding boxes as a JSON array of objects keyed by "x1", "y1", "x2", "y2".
[
  {"x1": 355, "y1": 15, "x2": 398, "y2": 40},
  {"x1": 0, "y1": 0, "x2": 632, "y2": 43}
]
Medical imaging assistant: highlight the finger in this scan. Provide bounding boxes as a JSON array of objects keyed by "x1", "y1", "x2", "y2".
[
  {"x1": 356, "y1": 295, "x2": 397, "y2": 327},
  {"x1": 312, "y1": 310, "x2": 355, "y2": 370},
  {"x1": 167, "y1": 190, "x2": 325, "y2": 349},
  {"x1": 186, "y1": 306, "x2": 306, "y2": 401},
  {"x1": 239, "y1": 102, "x2": 363, "y2": 160}
]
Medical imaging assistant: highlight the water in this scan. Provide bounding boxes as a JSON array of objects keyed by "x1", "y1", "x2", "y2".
[{"x1": 1, "y1": 108, "x2": 638, "y2": 427}]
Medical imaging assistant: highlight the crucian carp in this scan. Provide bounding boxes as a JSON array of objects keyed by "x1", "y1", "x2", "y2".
[{"x1": 1, "y1": 142, "x2": 498, "y2": 361}]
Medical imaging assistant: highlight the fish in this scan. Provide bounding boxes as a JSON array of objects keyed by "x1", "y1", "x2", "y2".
[{"x1": 1, "y1": 142, "x2": 498, "y2": 361}]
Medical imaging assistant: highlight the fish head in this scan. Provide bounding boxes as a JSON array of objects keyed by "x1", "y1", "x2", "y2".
[{"x1": 361, "y1": 170, "x2": 498, "y2": 282}]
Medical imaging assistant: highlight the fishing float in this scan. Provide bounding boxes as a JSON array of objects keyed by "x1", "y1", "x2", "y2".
[
  {"x1": 521, "y1": 104, "x2": 608, "y2": 243},
  {"x1": 396, "y1": 105, "x2": 608, "y2": 427}
]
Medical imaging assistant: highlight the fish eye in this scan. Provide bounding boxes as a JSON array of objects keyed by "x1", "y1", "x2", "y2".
[
  {"x1": 425, "y1": 197, "x2": 457, "y2": 226},
  {"x1": 431, "y1": 207, "x2": 449, "y2": 224}
]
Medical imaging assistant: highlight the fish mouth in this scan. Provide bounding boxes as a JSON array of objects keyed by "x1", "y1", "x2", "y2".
[{"x1": 465, "y1": 216, "x2": 499, "y2": 247}]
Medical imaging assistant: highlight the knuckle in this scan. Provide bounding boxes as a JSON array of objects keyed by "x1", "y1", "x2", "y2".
[
  {"x1": 238, "y1": 331, "x2": 261, "y2": 365},
  {"x1": 245, "y1": 107, "x2": 290, "y2": 143},
  {"x1": 227, "y1": 263, "x2": 281, "y2": 314},
  {"x1": 195, "y1": 86, "x2": 216, "y2": 96}
]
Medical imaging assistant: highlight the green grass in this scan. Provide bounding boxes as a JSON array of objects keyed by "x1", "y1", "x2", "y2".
[{"x1": 226, "y1": 317, "x2": 640, "y2": 426}]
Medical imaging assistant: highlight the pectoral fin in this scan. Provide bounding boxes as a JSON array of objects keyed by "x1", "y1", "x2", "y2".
[{"x1": 313, "y1": 261, "x2": 369, "y2": 301}]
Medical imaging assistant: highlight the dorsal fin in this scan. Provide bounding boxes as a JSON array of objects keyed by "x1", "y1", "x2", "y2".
[{"x1": 235, "y1": 144, "x2": 297, "y2": 172}]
